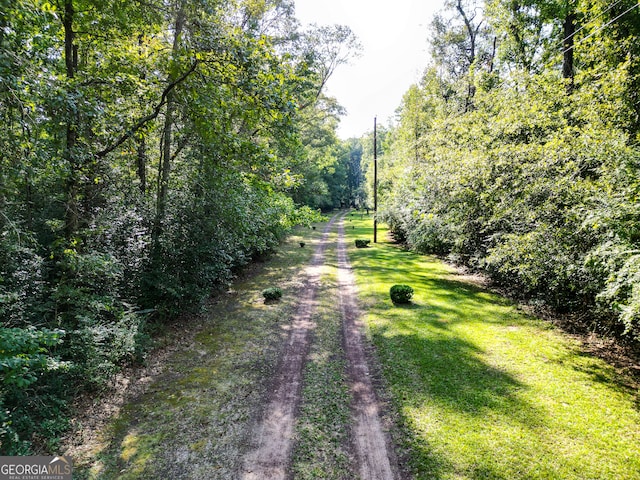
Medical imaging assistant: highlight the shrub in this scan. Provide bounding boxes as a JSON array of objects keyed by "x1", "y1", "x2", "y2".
[
  {"x1": 355, "y1": 239, "x2": 371, "y2": 248},
  {"x1": 300, "y1": 242, "x2": 306, "y2": 247},
  {"x1": 262, "y1": 287, "x2": 283, "y2": 301},
  {"x1": 390, "y1": 284, "x2": 414, "y2": 304},
  {"x1": 0, "y1": 327, "x2": 68, "y2": 454}
]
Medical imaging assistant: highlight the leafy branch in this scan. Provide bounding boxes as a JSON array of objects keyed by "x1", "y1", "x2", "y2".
[{"x1": 96, "y1": 59, "x2": 200, "y2": 159}]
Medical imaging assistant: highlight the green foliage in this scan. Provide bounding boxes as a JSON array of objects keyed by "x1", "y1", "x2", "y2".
[
  {"x1": 292, "y1": 106, "x2": 365, "y2": 210},
  {"x1": 0, "y1": 230, "x2": 46, "y2": 328},
  {"x1": 262, "y1": 286, "x2": 283, "y2": 301},
  {"x1": 347, "y1": 217, "x2": 640, "y2": 479},
  {"x1": 287, "y1": 205, "x2": 327, "y2": 229},
  {"x1": 0, "y1": 327, "x2": 68, "y2": 454},
  {"x1": 0, "y1": 327, "x2": 66, "y2": 388},
  {"x1": 390, "y1": 284, "x2": 414, "y2": 304},
  {"x1": 355, "y1": 239, "x2": 371, "y2": 248},
  {"x1": 0, "y1": 0, "x2": 360, "y2": 454},
  {"x1": 587, "y1": 243, "x2": 640, "y2": 338},
  {"x1": 374, "y1": 0, "x2": 640, "y2": 341},
  {"x1": 49, "y1": 248, "x2": 149, "y2": 386}
]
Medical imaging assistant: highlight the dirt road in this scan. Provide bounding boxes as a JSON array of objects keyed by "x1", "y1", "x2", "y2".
[
  {"x1": 240, "y1": 214, "x2": 338, "y2": 479},
  {"x1": 241, "y1": 212, "x2": 398, "y2": 479},
  {"x1": 67, "y1": 213, "x2": 398, "y2": 479},
  {"x1": 337, "y1": 218, "x2": 398, "y2": 480}
]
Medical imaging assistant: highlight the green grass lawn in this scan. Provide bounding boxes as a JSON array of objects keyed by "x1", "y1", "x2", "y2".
[{"x1": 346, "y1": 212, "x2": 640, "y2": 480}]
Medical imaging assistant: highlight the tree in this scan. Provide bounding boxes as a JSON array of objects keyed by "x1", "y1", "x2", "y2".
[
  {"x1": 379, "y1": 0, "x2": 640, "y2": 343},
  {"x1": 430, "y1": 0, "x2": 495, "y2": 110},
  {"x1": 0, "y1": 0, "x2": 360, "y2": 453}
]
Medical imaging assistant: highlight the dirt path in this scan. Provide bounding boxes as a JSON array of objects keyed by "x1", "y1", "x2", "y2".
[
  {"x1": 240, "y1": 214, "x2": 339, "y2": 479},
  {"x1": 241, "y1": 211, "x2": 399, "y2": 479},
  {"x1": 337, "y1": 215, "x2": 399, "y2": 480}
]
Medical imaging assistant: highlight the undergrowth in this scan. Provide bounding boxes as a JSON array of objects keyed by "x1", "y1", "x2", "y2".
[{"x1": 70, "y1": 224, "x2": 324, "y2": 478}]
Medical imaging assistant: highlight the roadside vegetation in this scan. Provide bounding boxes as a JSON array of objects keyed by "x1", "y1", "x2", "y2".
[
  {"x1": 368, "y1": 0, "x2": 640, "y2": 345},
  {"x1": 0, "y1": 1, "x2": 362, "y2": 454},
  {"x1": 67, "y1": 225, "x2": 324, "y2": 478},
  {"x1": 347, "y1": 214, "x2": 640, "y2": 480},
  {"x1": 5, "y1": 0, "x2": 640, "y2": 462}
]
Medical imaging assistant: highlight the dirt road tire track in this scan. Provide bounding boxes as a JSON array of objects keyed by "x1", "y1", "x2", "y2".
[
  {"x1": 241, "y1": 212, "x2": 399, "y2": 479},
  {"x1": 337, "y1": 214, "x2": 399, "y2": 480},
  {"x1": 240, "y1": 214, "x2": 339, "y2": 479}
]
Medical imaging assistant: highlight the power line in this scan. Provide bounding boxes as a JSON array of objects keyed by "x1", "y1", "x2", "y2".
[
  {"x1": 562, "y1": 2, "x2": 640, "y2": 55},
  {"x1": 560, "y1": 0, "x2": 626, "y2": 47}
]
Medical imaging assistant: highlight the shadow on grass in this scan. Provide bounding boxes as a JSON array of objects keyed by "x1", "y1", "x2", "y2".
[
  {"x1": 370, "y1": 311, "x2": 550, "y2": 480},
  {"x1": 374, "y1": 324, "x2": 534, "y2": 415},
  {"x1": 351, "y1": 242, "x2": 550, "y2": 478},
  {"x1": 373, "y1": 330, "x2": 543, "y2": 479},
  {"x1": 348, "y1": 218, "x2": 640, "y2": 479}
]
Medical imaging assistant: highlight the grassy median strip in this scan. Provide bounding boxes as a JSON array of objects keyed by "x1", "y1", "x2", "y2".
[
  {"x1": 74, "y1": 224, "x2": 325, "y2": 479},
  {"x1": 290, "y1": 229, "x2": 355, "y2": 480},
  {"x1": 346, "y1": 212, "x2": 640, "y2": 480}
]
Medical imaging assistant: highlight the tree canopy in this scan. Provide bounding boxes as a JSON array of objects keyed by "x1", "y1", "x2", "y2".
[
  {"x1": 376, "y1": 0, "x2": 640, "y2": 347},
  {"x1": 0, "y1": 0, "x2": 362, "y2": 454}
]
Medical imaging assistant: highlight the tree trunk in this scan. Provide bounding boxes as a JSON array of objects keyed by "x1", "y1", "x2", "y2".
[
  {"x1": 136, "y1": 34, "x2": 147, "y2": 194},
  {"x1": 156, "y1": 93, "x2": 175, "y2": 226},
  {"x1": 0, "y1": 166, "x2": 4, "y2": 231},
  {"x1": 137, "y1": 134, "x2": 147, "y2": 193},
  {"x1": 63, "y1": 0, "x2": 79, "y2": 238},
  {"x1": 456, "y1": 0, "x2": 479, "y2": 112},
  {"x1": 154, "y1": 2, "x2": 185, "y2": 239},
  {"x1": 488, "y1": 35, "x2": 497, "y2": 74},
  {"x1": 562, "y1": 10, "x2": 576, "y2": 92},
  {"x1": 0, "y1": 17, "x2": 5, "y2": 229}
]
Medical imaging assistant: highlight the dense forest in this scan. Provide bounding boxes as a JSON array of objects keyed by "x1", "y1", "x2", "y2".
[
  {"x1": 0, "y1": 0, "x2": 363, "y2": 454},
  {"x1": 374, "y1": 0, "x2": 640, "y2": 347}
]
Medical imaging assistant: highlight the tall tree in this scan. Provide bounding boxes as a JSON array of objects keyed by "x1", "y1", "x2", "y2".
[
  {"x1": 378, "y1": 0, "x2": 640, "y2": 345},
  {"x1": 0, "y1": 0, "x2": 360, "y2": 454},
  {"x1": 430, "y1": 0, "x2": 495, "y2": 111},
  {"x1": 155, "y1": 1, "x2": 186, "y2": 239}
]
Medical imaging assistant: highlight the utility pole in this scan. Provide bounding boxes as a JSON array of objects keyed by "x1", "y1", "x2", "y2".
[{"x1": 373, "y1": 116, "x2": 377, "y2": 243}]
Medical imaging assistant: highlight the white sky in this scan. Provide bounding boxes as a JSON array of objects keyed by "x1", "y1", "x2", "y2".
[{"x1": 294, "y1": 0, "x2": 445, "y2": 139}]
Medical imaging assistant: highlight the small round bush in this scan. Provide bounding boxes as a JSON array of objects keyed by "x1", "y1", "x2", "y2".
[
  {"x1": 262, "y1": 287, "x2": 283, "y2": 301},
  {"x1": 355, "y1": 239, "x2": 371, "y2": 248},
  {"x1": 300, "y1": 242, "x2": 306, "y2": 248},
  {"x1": 390, "y1": 284, "x2": 414, "y2": 304}
]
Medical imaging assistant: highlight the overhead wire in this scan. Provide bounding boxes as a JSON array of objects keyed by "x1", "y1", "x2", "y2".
[
  {"x1": 561, "y1": 1, "x2": 640, "y2": 54},
  {"x1": 559, "y1": 0, "x2": 626, "y2": 47}
]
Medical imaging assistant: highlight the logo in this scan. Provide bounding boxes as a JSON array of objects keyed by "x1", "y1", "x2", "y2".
[{"x1": 0, "y1": 456, "x2": 73, "y2": 480}]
